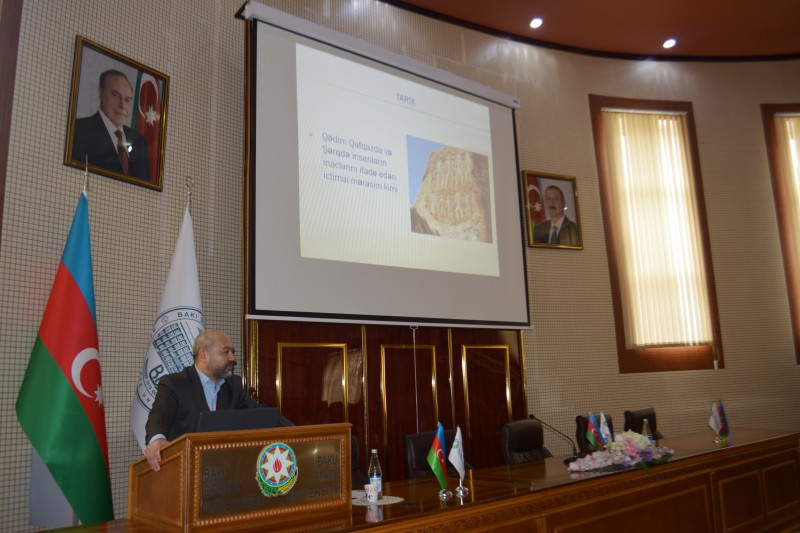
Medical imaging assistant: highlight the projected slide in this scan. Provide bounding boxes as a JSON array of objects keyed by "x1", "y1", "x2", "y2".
[{"x1": 296, "y1": 44, "x2": 499, "y2": 277}]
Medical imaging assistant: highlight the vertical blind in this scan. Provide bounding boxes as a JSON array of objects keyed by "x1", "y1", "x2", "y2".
[{"x1": 602, "y1": 110, "x2": 713, "y2": 347}]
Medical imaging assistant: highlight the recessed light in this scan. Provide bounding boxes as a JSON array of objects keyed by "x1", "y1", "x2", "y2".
[
  {"x1": 529, "y1": 17, "x2": 543, "y2": 29},
  {"x1": 663, "y1": 38, "x2": 677, "y2": 49}
]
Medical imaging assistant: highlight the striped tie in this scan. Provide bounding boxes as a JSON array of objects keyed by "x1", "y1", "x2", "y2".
[{"x1": 115, "y1": 130, "x2": 129, "y2": 174}]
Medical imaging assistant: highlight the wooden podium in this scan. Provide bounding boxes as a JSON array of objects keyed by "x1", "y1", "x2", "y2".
[{"x1": 128, "y1": 423, "x2": 352, "y2": 531}]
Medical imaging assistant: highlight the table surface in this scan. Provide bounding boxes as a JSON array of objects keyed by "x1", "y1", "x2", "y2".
[{"x1": 53, "y1": 427, "x2": 800, "y2": 532}]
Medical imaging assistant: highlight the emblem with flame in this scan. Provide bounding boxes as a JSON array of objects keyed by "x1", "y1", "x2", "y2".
[{"x1": 256, "y1": 442, "x2": 298, "y2": 497}]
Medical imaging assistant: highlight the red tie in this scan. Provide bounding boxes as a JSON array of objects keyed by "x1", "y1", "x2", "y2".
[{"x1": 115, "y1": 130, "x2": 129, "y2": 174}]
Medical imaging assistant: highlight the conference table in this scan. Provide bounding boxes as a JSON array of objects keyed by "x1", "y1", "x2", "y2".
[{"x1": 55, "y1": 427, "x2": 800, "y2": 532}]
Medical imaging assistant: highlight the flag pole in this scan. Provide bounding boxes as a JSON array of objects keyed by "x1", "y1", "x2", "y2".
[
  {"x1": 83, "y1": 155, "x2": 89, "y2": 195},
  {"x1": 186, "y1": 176, "x2": 193, "y2": 212}
]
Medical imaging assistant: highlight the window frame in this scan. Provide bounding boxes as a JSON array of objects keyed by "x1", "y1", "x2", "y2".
[
  {"x1": 761, "y1": 103, "x2": 800, "y2": 364},
  {"x1": 589, "y1": 94, "x2": 724, "y2": 373}
]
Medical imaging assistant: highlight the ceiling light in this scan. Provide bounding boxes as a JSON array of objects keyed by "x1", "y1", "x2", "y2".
[
  {"x1": 529, "y1": 17, "x2": 543, "y2": 29},
  {"x1": 663, "y1": 38, "x2": 677, "y2": 49}
]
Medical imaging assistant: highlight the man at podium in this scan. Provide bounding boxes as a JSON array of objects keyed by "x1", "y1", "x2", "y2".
[{"x1": 144, "y1": 329, "x2": 263, "y2": 471}]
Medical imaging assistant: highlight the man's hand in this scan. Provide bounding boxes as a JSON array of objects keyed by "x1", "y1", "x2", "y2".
[{"x1": 145, "y1": 438, "x2": 168, "y2": 471}]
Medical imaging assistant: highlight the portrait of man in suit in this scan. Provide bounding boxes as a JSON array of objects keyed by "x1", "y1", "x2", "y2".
[
  {"x1": 533, "y1": 184, "x2": 580, "y2": 246},
  {"x1": 71, "y1": 69, "x2": 150, "y2": 181},
  {"x1": 524, "y1": 171, "x2": 583, "y2": 249},
  {"x1": 65, "y1": 37, "x2": 167, "y2": 190}
]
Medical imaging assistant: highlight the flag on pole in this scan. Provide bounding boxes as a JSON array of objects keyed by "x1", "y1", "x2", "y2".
[
  {"x1": 15, "y1": 192, "x2": 114, "y2": 524},
  {"x1": 599, "y1": 412, "x2": 613, "y2": 445},
  {"x1": 588, "y1": 412, "x2": 606, "y2": 447},
  {"x1": 709, "y1": 402, "x2": 722, "y2": 435},
  {"x1": 717, "y1": 401, "x2": 730, "y2": 437},
  {"x1": 448, "y1": 426, "x2": 466, "y2": 481},
  {"x1": 586, "y1": 412, "x2": 603, "y2": 450},
  {"x1": 427, "y1": 422, "x2": 449, "y2": 489},
  {"x1": 130, "y1": 206, "x2": 204, "y2": 451},
  {"x1": 133, "y1": 71, "x2": 162, "y2": 183}
]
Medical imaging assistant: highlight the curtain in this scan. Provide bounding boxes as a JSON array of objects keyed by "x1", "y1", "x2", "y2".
[
  {"x1": 602, "y1": 110, "x2": 712, "y2": 347},
  {"x1": 775, "y1": 115, "x2": 800, "y2": 269}
]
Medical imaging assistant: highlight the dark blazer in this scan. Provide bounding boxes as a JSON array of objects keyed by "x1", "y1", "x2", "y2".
[
  {"x1": 144, "y1": 365, "x2": 262, "y2": 443},
  {"x1": 533, "y1": 217, "x2": 580, "y2": 245},
  {"x1": 71, "y1": 111, "x2": 150, "y2": 181}
]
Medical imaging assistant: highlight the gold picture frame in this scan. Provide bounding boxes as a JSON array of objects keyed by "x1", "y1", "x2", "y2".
[
  {"x1": 523, "y1": 171, "x2": 583, "y2": 249},
  {"x1": 64, "y1": 36, "x2": 169, "y2": 191}
]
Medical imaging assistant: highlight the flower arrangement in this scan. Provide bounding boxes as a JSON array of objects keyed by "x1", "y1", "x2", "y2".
[{"x1": 568, "y1": 430, "x2": 674, "y2": 475}]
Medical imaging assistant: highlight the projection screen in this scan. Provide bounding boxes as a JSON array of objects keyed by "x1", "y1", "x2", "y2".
[{"x1": 242, "y1": 3, "x2": 529, "y2": 328}]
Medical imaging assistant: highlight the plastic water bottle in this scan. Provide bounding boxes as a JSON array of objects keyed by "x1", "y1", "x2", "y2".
[
  {"x1": 367, "y1": 448, "x2": 383, "y2": 499},
  {"x1": 642, "y1": 418, "x2": 655, "y2": 443}
]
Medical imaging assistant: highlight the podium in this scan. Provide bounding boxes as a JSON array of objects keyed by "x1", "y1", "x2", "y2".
[{"x1": 129, "y1": 423, "x2": 352, "y2": 531}]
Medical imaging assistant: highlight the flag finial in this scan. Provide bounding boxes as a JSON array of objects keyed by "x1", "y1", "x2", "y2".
[
  {"x1": 83, "y1": 154, "x2": 89, "y2": 195},
  {"x1": 185, "y1": 176, "x2": 194, "y2": 211}
]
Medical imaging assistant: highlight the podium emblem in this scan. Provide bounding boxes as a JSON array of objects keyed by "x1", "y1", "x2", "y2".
[{"x1": 256, "y1": 442, "x2": 298, "y2": 497}]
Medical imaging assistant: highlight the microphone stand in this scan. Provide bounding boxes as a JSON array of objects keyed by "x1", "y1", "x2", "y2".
[{"x1": 529, "y1": 414, "x2": 579, "y2": 465}]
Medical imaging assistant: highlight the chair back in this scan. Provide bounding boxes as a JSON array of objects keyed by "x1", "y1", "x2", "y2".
[
  {"x1": 623, "y1": 407, "x2": 664, "y2": 440},
  {"x1": 576, "y1": 413, "x2": 614, "y2": 453},
  {"x1": 500, "y1": 419, "x2": 552, "y2": 464},
  {"x1": 351, "y1": 434, "x2": 368, "y2": 487}
]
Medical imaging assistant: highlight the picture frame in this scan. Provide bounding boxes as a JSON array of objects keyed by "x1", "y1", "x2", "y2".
[
  {"x1": 64, "y1": 36, "x2": 169, "y2": 191},
  {"x1": 522, "y1": 171, "x2": 583, "y2": 249}
]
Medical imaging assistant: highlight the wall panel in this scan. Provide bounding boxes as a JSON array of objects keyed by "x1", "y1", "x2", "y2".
[{"x1": 252, "y1": 321, "x2": 525, "y2": 481}]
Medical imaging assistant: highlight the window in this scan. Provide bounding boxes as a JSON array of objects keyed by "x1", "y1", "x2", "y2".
[
  {"x1": 589, "y1": 95, "x2": 723, "y2": 373},
  {"x1": 761, "y1": 104, "x2": 800, "y2": 363}
]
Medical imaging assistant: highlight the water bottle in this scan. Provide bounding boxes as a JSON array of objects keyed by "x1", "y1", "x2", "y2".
[
  {"x1": 642, "y1": 418, "x2": 655, "y2": 444},
  {"x1": 367, "y1": 448, "x2": 383, "y2": 499}
]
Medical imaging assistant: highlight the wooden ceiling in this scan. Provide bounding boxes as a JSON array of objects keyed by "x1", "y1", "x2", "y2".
[{"x1": 390, "y1": 0, "x2": 800, "y2": 60}]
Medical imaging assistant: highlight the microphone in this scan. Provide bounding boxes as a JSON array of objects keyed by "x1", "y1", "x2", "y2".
[{"x1": 529, "y1": 414, "x2": 579, "y2": 465}]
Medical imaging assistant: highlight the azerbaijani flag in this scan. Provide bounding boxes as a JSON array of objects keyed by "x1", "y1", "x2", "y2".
[
  {"x1": 527, "y1": 179, "x2": 547, "y2": 225},
  {"x1": 426, "y1": 422, "x2": 449, "y2": 489},
  {"x1": 588, "y1": 412, "x2": 606, "y2": 447},
  {"x1": 717, "y1": 401, "x2": 730, "y2": 437},
  {"x1": 15, "y1": 192, "x2": 114, "y2": 524},
  {"x1": 586, "y1": 413, "x2": 602, "y2": 450},
  {"x1": 134, "y1": 71, "x2": 162, "y2": 183}
]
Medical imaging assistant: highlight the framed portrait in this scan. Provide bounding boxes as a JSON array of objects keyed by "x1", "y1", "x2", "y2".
[
  {"x1": 522, "y1": 171, "x2": 583, "y2": 249},
  {"x1": 64, "y1": 36, "x2": 169, "y2": 191}
]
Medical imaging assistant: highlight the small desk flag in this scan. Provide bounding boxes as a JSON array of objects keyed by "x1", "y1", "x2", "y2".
[
  {"x1": 715, "y1": 401, "x2": 730, "y2": 437},
  {"x1": 599, "y1": 412, "x2": 613, "y2": 445},
  {"x1": 586, "y1": 412, "x2": 603, "y2": 450},
  {"x1": 427, "y1": 422, "x2": 449, "y2": 489},
  {"x1": 709, "y1": 402, "x2": 727, "y2": 437},
  {"x1": 448, "y1": 426, "x2": 466, "y2": 481}
]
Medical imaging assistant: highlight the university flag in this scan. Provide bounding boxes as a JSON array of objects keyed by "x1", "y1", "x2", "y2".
[
  {"x1": 15, "y1": 192, "x2": 114, "y2": 524},
  {"x1": 426, "y1": 422, "x2": 449, "y2": 489},
  {"x1": 448, "y1": 426, "x2": 466, "y2": 481},
  {"x1": 527, "y1": 181, "x2": 547, "y2": 225},
  {"x1": 586, "y1": 412, "x2": 602, "y2": 450},
  {"x1": 709, "y1": 402, "x2": 722, "y2": 435},
  {"x1": 599, "y1": 412, "x2": 613, "y2": 446},
  {"x1": 130, "y1": 207, "x2": 204, "y2": 451},
  {"x1": 133, "y1": 71, "x2": 162, "y2": 183}
]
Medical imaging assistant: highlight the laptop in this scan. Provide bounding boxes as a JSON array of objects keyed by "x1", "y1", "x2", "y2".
[{"x1": 195, "y1": 407, "x2": 281, "y2": 433}]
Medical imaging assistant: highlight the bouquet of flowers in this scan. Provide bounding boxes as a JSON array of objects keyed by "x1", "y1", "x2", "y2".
[{"x1": 568, "y1": 430, "x2": 674, "y2": 474}]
